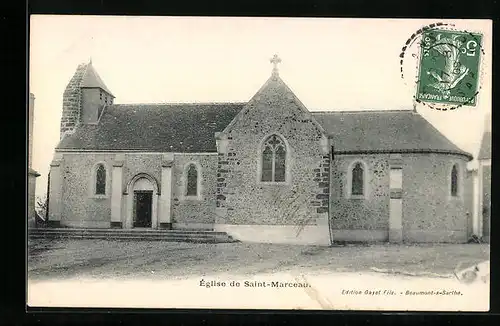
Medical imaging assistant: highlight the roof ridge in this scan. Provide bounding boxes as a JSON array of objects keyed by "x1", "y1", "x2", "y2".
[
  {"x1": 110, "y1": 102, "x2": 247, "y2": 106},
  {"x1": 78, "y1": 63, "x2": 90, "y2": 88},
  {"x1": 311, "y1": 109, "x2": 415, "y2": 114}
]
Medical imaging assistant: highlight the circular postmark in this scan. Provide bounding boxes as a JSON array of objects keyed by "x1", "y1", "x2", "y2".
[{"x1": 399, "y1": 22, "x2": 485, "y2": 111}]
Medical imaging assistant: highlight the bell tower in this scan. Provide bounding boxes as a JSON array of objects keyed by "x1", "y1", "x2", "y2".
[{"x1": 59, "y1": 60, "x2": 115, "y2": 139}]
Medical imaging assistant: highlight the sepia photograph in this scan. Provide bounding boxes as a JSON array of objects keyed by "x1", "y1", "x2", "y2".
[{"x1": 27, "y1": 16, "x2": 491, "y2": 311}]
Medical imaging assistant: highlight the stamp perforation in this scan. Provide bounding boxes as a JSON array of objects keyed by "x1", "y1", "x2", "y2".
[{"x1": 399, "y1": 22, "x2": 485, "y2": 111}]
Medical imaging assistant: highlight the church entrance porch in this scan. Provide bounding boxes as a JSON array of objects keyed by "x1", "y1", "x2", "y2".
[
  {"x1": 125, "y1": 174, "x2": 159, "y2": 229},
  {"x1": 133, "y1": 191, "x2": 153, "y2": 228}
]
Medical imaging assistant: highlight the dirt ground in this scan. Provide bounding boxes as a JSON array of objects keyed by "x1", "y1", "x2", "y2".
[{"x1": 27, "y1": 238, "x2": 490, "y2": 281}]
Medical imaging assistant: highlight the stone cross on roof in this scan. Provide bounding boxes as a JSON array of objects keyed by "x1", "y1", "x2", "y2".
[{"x1": 270, "y1": 54, "x2": 281, "y2": 76}]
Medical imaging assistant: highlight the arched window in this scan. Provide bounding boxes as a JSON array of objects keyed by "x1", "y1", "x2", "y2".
[
  {"x1": 351, "y1": 162, "x2": 364, "y2": 196},
  {"x1": 95, "y1": 164, "x2": 106, "y2": 195},
  {"x1": 347, "y1": 160, "x2": 368, "y2": 198},
  {"x1": 261, "y1": 134, "x2": 286, "y2": 182},
  {"x1": 186, "y1": 164, "x2": 198, "y2": 196},
  {"x1": 451, "y1": 164, "x2": 459, "y2": 197}
]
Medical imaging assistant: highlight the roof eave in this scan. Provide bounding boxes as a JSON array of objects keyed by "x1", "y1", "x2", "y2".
[
  {"x1": 332, "y1": 148, "x2": 473, "y2": 161},
  {"x1": 80, "y1": 86, "x2": 115, "y2": 98}
]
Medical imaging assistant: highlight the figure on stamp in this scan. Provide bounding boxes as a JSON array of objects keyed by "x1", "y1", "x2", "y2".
[{"x1": 425, "y1": 34, "x2": 469, "y2": 98}]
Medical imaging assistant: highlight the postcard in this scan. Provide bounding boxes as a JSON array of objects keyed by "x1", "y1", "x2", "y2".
[{"x1": 28, "y1": 16, "x2": 491, "y2": 311}]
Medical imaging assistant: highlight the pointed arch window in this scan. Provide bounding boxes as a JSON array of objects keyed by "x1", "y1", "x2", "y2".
[
  {"x1": 351, "y1": 163, "x2": 364, "y2": 196},
  {"x1": 347, "y1": 160, "x2": 368, "y2": 199},
  {"x1": 95, "y1": 164, "x2": 106, "y2": 195},
  {"x1": 261, "y1": 134, "x2": 286, "y2": 183},
  {"x1": 451, "y1": 164, "x2": 459, "y2": 197},
  {"x1": 186, "y1": 164, "x2": 198, "y2": 196}
]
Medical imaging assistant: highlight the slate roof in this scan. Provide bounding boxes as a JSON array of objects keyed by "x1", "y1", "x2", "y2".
[
  {"x1": 57, "y1": 103, "x2": 245, "y2": 152},
  {"x1": 80, "y1": 62, "x2": 114, "y2": 96},
  {"x1": 56, "y1": 104, "x2": 471, "y2": 160},
  {"x1": 477, "y1": 132, "x2": 491, "y2": 160},
  {"x1": 313, "y1": 110, "x2": 471, "y2": 159}
]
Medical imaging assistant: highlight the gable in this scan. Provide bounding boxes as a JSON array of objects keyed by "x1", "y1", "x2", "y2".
[
  {"x1": 81, "y1": 62, "x2": 115, "y2": 96},
  {"x1": 223, "y1": 74, "x2": 327, "y2": 137}
]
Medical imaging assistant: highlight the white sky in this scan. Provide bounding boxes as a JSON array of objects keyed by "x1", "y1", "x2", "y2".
[{"x1": 29, "y1": 16, "x2": 492, "y2": 198}]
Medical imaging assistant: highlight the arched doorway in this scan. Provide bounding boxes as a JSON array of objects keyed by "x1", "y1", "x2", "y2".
[
  {"x1": 125, "y1": 174, "x2": 159, "y2": 229},
  {"x1": 133, "y1": 178, "x2": 154, "y2": 228}
]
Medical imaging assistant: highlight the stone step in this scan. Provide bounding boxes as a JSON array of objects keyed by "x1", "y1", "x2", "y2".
[
  {"x1": 30, "y1": 233, "x2": 229, "y2": 240},
  {"x1": 28, "y1": 230, "x2": 226, "y2": 236},
  {"x1": 28, "y1": 228, "x2": 238, "y2": 243},
  {"x1": 29, "y1": 228, "x2": 229, "y2": 236},
  {"x1": 28, "y1": 234, "x2": 236, "y2": 243}
]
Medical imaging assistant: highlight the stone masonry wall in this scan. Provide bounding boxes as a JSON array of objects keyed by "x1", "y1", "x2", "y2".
[
  {"x1": 402, "y1": 154, "x2": 469, "y2": 242},
  {"x1": 329, "y1": 154, "x2": 390, "y2": 230},
  {"x1": 60, "y1": 152, "x2": 217, "y2": 227},
  {"x1": 61, "y1": 153, "x2": 162, "y2": 225},
  {"x1": 218, "y1": 79, "x2": 329, "y2": 226},
  {"x1": 61, "y1": 153, "x2": 115, "y2": 223},
  {"x1": 60, "y1": 64, "x2": 87, "y2": 139},
  {"x1": 171, "y1": 154, "x2": 217, "y2": 225},
  {"x1": 123, "y1": 154, "x2": 162, "y2": 190}
]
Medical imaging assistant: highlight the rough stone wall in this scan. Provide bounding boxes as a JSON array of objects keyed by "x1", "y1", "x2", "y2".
[
  {"x1": 60, "y1": 64, "x2": 87, "y2": 139},
  {"x1": 123, "y1": 154, "x2": 162, "y2": 190},
  {"x1": 402, "y1": 154, "x2": 468, "y2": 241},
  {"x1": 61, "y1": 153, "x2": 162, "y2": 224},
  {"x1": 172, "y1": 154, "x2": 217, "y2": 225},
  {"x1": 217, "y1": 79, "x2": 329, "y2": 226},
  {"x1": 60, "y1": 153, "x2": 115, "y2": 223},
  {"x1": 329, "y1": 154, "x2": 390, "y2": 230},
  {"x1": 59, "y1": 152, "x2": 217, "y2": 226},
  {"x1": 482, "y1": 165, "x2": 491, "y2": 238}
]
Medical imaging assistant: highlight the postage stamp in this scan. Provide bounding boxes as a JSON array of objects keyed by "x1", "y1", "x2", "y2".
[{"x1": 415, "y1": 29, "x2": 483, "y2": 107}]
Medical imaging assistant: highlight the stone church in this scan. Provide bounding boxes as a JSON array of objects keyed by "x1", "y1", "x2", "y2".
[{"x1": 47, "y1": 56, "x2": 473, "y2": 245}]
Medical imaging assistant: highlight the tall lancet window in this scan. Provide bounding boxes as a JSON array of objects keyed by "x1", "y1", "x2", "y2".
[
  {"x1": 186, "y1": 164, "x2": 198, "y2": 196},
  {"x1": 351, "y1": 162, "x2": 364, "y2": 196},
  {"x1": 95, "y1": 164, "x2": 106, "y2": 195},
  {"x1": 451, "y1": 164, "x2": 459, "y2": 197},
  {"x1": 261, "y1": 134, "x2": 286, "y2": 183}
]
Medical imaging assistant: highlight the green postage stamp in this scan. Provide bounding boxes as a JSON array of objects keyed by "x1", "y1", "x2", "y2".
[{"x1": 416, "y1": 29, "x2": 482, "y2": 107}]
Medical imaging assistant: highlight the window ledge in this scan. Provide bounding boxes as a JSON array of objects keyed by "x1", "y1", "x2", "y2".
[
  {"x1": 259, "y1": 181, "x2": 288, "y2": 185},
  {"x1": 348, "y1": 195, "x2": 366, "y2": 200},
  {"x1": 91, "y1": 194, "x2": 108, "y2": 199},
  {"x1": 183, "y1": 195, "x2": 202, "y2": 201}
]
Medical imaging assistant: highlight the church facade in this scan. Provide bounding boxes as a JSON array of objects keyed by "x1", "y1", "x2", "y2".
[{"x1": 47, "y1": 57, "x2": 473, "y2": 245}]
